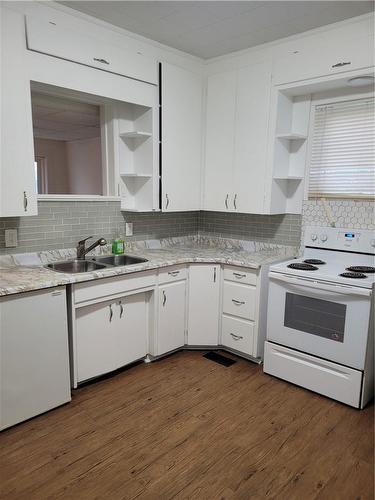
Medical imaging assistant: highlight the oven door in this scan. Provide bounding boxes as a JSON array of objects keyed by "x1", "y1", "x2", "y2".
[{"x1": 267, "y1": 272, "x2": 372, "y2": 370}]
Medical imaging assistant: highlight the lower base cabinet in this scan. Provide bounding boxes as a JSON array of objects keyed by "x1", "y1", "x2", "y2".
[
  {"x1": 76, "y1": 292, "x2": 148, "y2": 383},
  {"x1": 221, "y1": 315, "x2": 254, "y2": 356},
  {"x1": 157, "y1": 280, "x2": 186, "y2": 355},
  {"x1": 0, "y1": 287, "x2": 71, "y2": 430},
  {"x1": 188, "y1": 264, "x2": 220, "y2": 345}
]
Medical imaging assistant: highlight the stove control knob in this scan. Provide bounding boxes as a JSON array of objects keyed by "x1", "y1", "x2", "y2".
[
  {"x1": 311, "y1": 233, "x2": 318, "y2": 241},
  {"x1": 320, "y1": 233, "x2": 328, "y2": 242}
]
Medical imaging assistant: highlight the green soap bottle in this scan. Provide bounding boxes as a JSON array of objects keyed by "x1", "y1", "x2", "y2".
[{"x1": 112, "y1": 236, "x2": 125, "y2": 255}]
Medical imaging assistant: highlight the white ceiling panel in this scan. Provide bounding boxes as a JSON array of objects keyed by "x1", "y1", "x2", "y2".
[{"x1": 59, "y1": 1, "x2": 374, "y2": 59}]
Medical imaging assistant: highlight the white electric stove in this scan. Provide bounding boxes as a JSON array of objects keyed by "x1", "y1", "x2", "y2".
[{"x1": 264, "y1": 226, "x2": 374, "y2": 409}]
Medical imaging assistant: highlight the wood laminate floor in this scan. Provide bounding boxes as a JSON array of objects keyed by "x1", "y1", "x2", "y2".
[{"x1": 0, "y1": 351, "x2": 374, "y2": 500}]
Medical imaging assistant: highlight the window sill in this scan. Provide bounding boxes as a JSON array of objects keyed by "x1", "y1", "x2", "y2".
[{"x1": 37, "y1": 195, "x2": 121, "y2": 202}]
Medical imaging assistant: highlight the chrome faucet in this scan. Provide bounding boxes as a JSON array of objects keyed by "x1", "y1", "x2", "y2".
[{"x1": 76, "y1": 236, "x2": 107, "y2": 260}]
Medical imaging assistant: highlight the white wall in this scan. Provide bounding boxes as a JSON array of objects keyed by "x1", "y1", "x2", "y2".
[
  {"x1": 66, "y1": 137, "x2": 102, "y2": 195},
  {"x1": 34, "y1": 138, "x2": 69, "y2": 194}
]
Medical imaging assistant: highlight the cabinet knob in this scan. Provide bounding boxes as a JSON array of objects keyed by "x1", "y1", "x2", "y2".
[
  {"x1": 23, "y1": 191, "x2": 28, "y2": 212},
  {"x1": 225, "y1": 194, "x2": 229, "y2": 209},
  {"x1": 165, "y1": 194, "x2": 170, "y2": 210},
  {"x1": 233, "y1": 193, "x2": 237, "y2": 210},
  {"x1": 331, "y1": 61, "x2": 351, "y2": 68},
  {"x1": 162, "y1": 290, "x2": 167, "y2": 306},
  {"x1": 93, "y1": 57, "x2": 109, "y2": 65}
]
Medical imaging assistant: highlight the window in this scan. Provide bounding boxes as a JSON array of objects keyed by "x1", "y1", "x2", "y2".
[{"x1": 308, "y1": 97, "x2": 375, "y2": 198}]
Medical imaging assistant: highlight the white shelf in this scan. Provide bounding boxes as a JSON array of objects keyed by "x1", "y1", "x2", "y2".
[
  {"x1": 120, "y1": 173, "x2": 152, "y2": 178},
  {"x1": 276, "y1": 133, "x2": 307, "y2": 140},
  {"x1": 120, "y1": 131, "x2": 152, "y2": 139}
]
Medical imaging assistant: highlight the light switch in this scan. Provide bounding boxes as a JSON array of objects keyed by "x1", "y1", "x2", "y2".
[
  {"x1": 125, "y1": 223, "x2": 133, "y2": 236},
  {"x1": 5, "y1": 229, "x2": 18, "y2": 247}
]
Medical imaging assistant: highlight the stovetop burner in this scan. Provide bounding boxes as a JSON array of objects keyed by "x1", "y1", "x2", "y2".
[
  {"x1": 340, "y1": 272, "x2": 367, "y2": 279},
  {"x1": 287, "y1": 263, "x2": 318, "y2": 271},
  {"x1": 346, "y1": 266, "x2": 375, "y2": 274},
  {"x1": 303, "y1": 259, "x2": 326, "y2": 265}
]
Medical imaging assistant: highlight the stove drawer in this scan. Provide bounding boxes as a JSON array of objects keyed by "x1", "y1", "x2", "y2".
[{"x1": 264, "y1": 341, "x2": 362, "y2": 408}]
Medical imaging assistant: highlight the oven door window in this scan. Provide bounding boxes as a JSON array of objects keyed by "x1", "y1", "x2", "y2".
[{"x1": 284, "y1": 293, "x2": 346, "y2": 342}]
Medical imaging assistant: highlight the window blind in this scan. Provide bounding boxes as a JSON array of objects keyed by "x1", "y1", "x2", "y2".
[{"x1": 308, "y1": 97, "x2": 375, "y2": 198}]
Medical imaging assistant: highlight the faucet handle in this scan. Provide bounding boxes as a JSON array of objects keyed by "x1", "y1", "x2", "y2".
[{"x1": 77, "y1": 236, "x2": 93, "y2": 246}]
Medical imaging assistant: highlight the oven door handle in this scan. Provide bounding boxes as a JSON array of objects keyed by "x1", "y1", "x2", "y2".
[{"x1": 269, "y1": 272, "x2": 372, "y2": 297}]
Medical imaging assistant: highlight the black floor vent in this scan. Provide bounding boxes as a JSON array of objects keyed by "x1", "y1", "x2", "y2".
[{"x1": 203, "y1": 351, "x2": 236, "y2": 367}]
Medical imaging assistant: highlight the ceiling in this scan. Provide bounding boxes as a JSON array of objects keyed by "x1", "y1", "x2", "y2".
[
  {"x1": 59, "y1": 1, "x2": 374, "y2": 59},
  {"x1": 32, "y1": 93, "x2": 101, "y2": 142}
]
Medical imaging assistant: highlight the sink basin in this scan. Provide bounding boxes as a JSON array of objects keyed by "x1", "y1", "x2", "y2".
[
  {"x1": 93, "y1": 255, "x2": 148, "y2": 266},
  {"x1": 46, "y1": 260, "x2": 108, "y2": 273}
]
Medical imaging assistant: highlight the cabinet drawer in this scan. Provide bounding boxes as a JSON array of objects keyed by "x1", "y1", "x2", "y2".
[
  {"x1": 223, "y1": 266, "x2": 257, "y2": 285},
  {"x1": 223, "y1": 282, "x2": 256, "y2": 320},
  {"x1": 74, "y1": 270, "x2": 156, "y2": 304},
  {"x1": 222, "y1": 315, "x2": 254, "y2": 356},
  {"x1": 264, "y1": 342, "x2": 362, "y2": 408},
  {"x1": 158, "y1": 265, "x2": 187, "y2": 284},
  {"x1": 26, "y1": 16, "x2": 158, "y2": 85}
]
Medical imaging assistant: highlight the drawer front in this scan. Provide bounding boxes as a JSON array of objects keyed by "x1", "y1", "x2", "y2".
[
  {"x1": 224, "y1": 266, "x2": 257, "y2": 285},
  {"x1": 264, "y1": 342, "x2": 362, "y2": 408},
  {"x1": 222, "y1": 315, "x2": 254, "y2": 356},
  {"x1": 223, "y1": 282, "x2": 256, "y2": 320},
  {"x1": 158, "y1": 265, "x2": 187, "y2": 284},
  {"x1": 74, "y1": 271, "x2": 156, "y2": 304}
]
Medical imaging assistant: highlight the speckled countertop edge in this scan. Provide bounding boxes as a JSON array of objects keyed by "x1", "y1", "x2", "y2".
[{"x1": 0, "y1": 236, "x2": 298, "y2": 297}]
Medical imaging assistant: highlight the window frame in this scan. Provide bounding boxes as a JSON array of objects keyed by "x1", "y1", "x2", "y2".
[{"x1": 305, "y1": 90, "x2": 375, "y2": 201}]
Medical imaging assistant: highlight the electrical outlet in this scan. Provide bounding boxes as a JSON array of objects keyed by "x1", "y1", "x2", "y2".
[
  {"x1": 5, "y1": 229, "x2": 18, "y2": 247},
  {"x1": 125, "y1": 223, "x2": 133, "y2": 236}
]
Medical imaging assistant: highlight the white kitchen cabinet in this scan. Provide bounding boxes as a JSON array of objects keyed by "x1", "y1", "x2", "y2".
[
  {"x1": 187, "y1": 264, "x2": 220, "y2": 345},
  {"x1": 204, "y1": 70, "x2": 237, "y2": 212},
  {"x1": 25, "y1": 15, "x2": 158, "y2": 85},
  {"x1": 204, "y1": 61, "x2": 272, "y2": 214},
  {"x1": 161, "y1": 62, "x2": 203, "y2": 211},
  {"x1": 75, "y1": 292, "x2": 148, "y2": 383},
  {"x1": 0, "y1": 287, "x2": 71, "y2": 430},
  {"x1": 0, "y1": 7, "x2": 37, "y2": 216},
  {"x1": 272, "y1": 32, "x2": 374, "y2": 86},
  {"x1": 232, "y1": 61, "x2": 272, "y2": 214},
  {"x1": 157, "y1": 280, "x2": 186, "y2": 355}
]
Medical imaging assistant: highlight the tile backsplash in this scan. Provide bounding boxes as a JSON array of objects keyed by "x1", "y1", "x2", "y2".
[
  {"x1": 302, "y1": 199, "x2": 375, "y2": 230},
  {"x1": 0, "y1": 201, "x2": 302, "y2": 254}
]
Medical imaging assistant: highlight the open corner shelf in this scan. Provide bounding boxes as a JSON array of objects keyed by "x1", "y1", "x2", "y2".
[
  {"x1": 276, "y1": 133, "x2": 307, "y2": 141},
  {"x1": 119, "y1": 131, "x2": 152, "y2": 139}
]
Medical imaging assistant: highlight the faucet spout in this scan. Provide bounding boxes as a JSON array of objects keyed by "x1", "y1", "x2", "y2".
[{"x1": 77, "y1": 237, "x2": 107, "y2": 259}]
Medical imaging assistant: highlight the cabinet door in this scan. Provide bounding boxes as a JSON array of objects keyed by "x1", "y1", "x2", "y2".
[
  {"x1": 116, "y1": 293, "x2": 148, "y2": 366},
  {"x1": 188, "y1": 265, "x2": 220, "y2": 345},
  {"x1": 157, "y1": 281, "x2": 186, "y2": 355},
  {"x1": 1, "y1": 288, "x2": 70, "y2": 430},
  {"x1": 204, "y1": 71, "x2": 236, "y2": 212},
  {"x1": 162, "y1": 63, "x2": 202, "y2": 211},
  {"x1": 233, "y1": 61, "x2": 272, "y2": 214},
  {"x1": 76, "y1": 299, "x2": 119, "y2": 382},
  {"x1": 0, "y1": 8, "x2": 37, "y2": 216}
]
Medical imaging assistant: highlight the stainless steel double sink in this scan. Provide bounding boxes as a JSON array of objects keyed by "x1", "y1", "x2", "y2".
[{"x1": 46, "y1": 254, "x2": 148, "y2": 273}]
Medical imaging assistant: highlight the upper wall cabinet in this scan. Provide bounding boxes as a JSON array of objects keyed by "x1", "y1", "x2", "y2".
[
  {"x1": 25, "y1": 16, "x2": 158, "y2": 85},
  {"x1": 161, "y1": 62, "x2": 203, "y2": 211},
  {"x1": 0, "y1": 8, "x2": 37, "y2": 217},
  {"x1": 204, "y1": 60, "x2": 272, "y2": 214},
  {"x1": 272, "y1": 31, "x2": 374, "y2": 86}
]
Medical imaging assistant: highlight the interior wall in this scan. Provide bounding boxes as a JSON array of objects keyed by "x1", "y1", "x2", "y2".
[
  {"x1": 34, "y1": 138, "x2": 69, "y2": 194},
  {"x1": 66, "y1": 137, "x2": 103, "y2": 195}
]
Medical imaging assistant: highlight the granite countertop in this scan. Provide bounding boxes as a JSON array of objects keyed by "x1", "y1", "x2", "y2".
[{"x1": 0, "y1": 236, "x2": 298, "y2": 297}]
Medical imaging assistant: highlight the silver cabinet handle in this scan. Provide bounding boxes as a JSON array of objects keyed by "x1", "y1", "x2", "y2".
[
  {"x1": 23, "y1": 191, "x2": 28, "y2": 212},
  {"x1": 225, "y1": 194, "x2": 229, "y2": 209},
  {"x1": 93, "y1": 57, "x2": 109, "y2": 65},
  {"x1": 230, "y1": 333, "x2": 243, "y2": 341},
  {"x1": 162, "y1": 290, "x2": 167, "y2": 306},
  {"x1": 165, "y1": 194, "x2": 169, "y2": 209},
  {"x1": 168, "y1": 271, "x2": 179, "y2": 277},
  {"x1": 233, "y1": 272, "x2": 246, "y2": 279},
  {"x1": 332, "y1": 61, "x2": 351, "y2": 68},
  {"x1": 233, "y1": 193, "x2": 237, "y2": 210},
  {"x1": 213, "y1": 267, "x2": 217, "y2": 283},
  {"x1": 232, "y1": 299, "x2": 245, "y2": 305},
  {"x1": 109, "y1": 304, "x2": 113, "y2": 322},
  {"x1": 119, "y1": 300, "x2": 124, "y2": 319}
]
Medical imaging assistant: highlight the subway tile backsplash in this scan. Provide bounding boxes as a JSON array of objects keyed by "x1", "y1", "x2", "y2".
[{"x1": 0, "y1": 201, "x2": 302, "y2": 254}]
